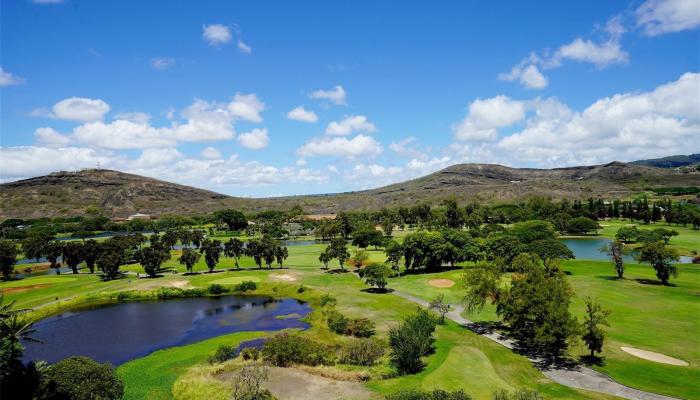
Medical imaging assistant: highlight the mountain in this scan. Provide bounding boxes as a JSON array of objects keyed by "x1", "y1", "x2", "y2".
[
  {"x1": 631, "y1": 154, "x2": 700, "y2": 168},
  {"x1": 1, "y1": 162, "x2": 699, "y2": 219}
]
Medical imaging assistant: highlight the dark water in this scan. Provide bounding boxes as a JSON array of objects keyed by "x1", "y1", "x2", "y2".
[
  {"x1": 22, "y1": 296, "x2": 311, "y2": 365},
  {"x1": 561, "y1": 238, "x2": 693, "y2": 263}
]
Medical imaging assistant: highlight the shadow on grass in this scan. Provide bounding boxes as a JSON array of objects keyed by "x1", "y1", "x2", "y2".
[
  {"x1": 401, "y1": 265, "x2": 463, "y2": 276},
  {"x1": 595, "y1": 275, "x2": 624, "y2": 281},
  {"x1": 580, "y1": 355, "x2": 606, "y2": 367},
  {"x1": 326, "y1": 268, "x2": 350, "y2": 274},
  {"x1": 634, "y1": 278, "x2": 674, "y2": 287},
  {"x1": 360, "y1": 288, "x2": 394, "y2": 294}
]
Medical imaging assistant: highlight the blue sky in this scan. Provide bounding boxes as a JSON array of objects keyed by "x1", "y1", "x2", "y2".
[{"x1": 1, "y1": 0, "x2": 698, "y2": 197}]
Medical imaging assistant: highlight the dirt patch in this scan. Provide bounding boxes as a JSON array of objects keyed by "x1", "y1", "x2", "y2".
[
  {"x1": 263, "y1": 367, "x2": 379, "y2": 400},
  {"x1": 428, "y1": 278, "x2": 455, "y2": 288},
  {"x1": 170, "y1": 280, "x2": 192, "y2": 289},
  {"x1": 269, "y1": 273, "x2": 298, "y2": 282},
  {"x1": 621, "y1": 347, "x2": 689, "y2": 366},
  {"x1": 3, "y1": 284, "x2": 52, "y2": 294}
]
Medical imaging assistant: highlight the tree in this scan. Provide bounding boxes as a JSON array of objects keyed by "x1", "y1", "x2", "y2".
[
  {"x1": 44, "y1": 241, "x2": 63, "y2": 275},
  {"x1": 402, "y1": 231, "x2": 450, "y2": 271},
  {"x1": 388, "y1": 309, "x2": 436, "y2": 375},
  {"x1": 350, "y1": 249, "x2": 368, "y2": 269},
  {"x1": 462, "y1": 263, "x2": 503, "y2": 312},
  {"x1": 485, "y1": 234, "x2": 527, "y2": 266},
  {"x1": 335, "y1": 212, "x2": 353, "y2": 239},
  {"x1": 351, "y1": 225, "x2": 382, "y2": 249},
  {"x1": 0, "y1": 240, "x2": 18, "y2": 280},
  {"x1": 566, "y1": 217, "x2": 600, "y2": 235},
  {"x1": 510, "y1": 220, "x2": 557, "y2": 243},
  {"x1": 328, "y1": 237, "x2": 349, "y2": 270},
  {"x1": 62, "y1": 242, "x2": 85, "y2": 274},
  {"x1": 231, "y1": 360, "x2": 273, "y2": 400},
  {"x1": 429, "y1": 294, "x2": 452, "y2": 324},
  {"x1": 581, "y1": 297, "x2": 610, "y2": 359},
  {"x1": 96, "y1": 250, "x2": 122, "y2": 280},
  {"x1": 443, "y1": 198, "x2": 463, "y2": 229},
  {"x1": 83, "y1": 239, "x2": 99, "y2": 273},
  {"x1": 214, "y1": 209, "x2": 248, "y2": 231},
  {"x1": 615, "y1": 226, "x2": 639, "y2": 243},
  {"x1": 275, "y1": 246, "x2": 288, "y2": 268},
  {"x1": 637, "y1": 241, "x2": 679, "y2": 285},
  {"x1": 40, "y1": 356, "x2": 124, "y2": 400},
  {"x1": 601, "y1": 240, "x2": 625, "y2": 279},
  {"x1": 385, "y1": 240, "x2": 403, "y2": 275},
  {"x1": 21, "y1": 233, "x2": 51, "y2": 262},
  {"x1": 224, "y1": 238, "x2": 245, "y2": 269},
  {"x1": 650, "y1": 228, "x2": 679, "y2": 244},
  {"x1": 178, "y1": 248, "x2": 201, "y2": 274},
  {"x1": 161, "y1": 229, "x2": 179, "y2": 250},
  {"x1": 135, "y1": 246, "x2": 170, "y2": 277},
  {"x1": 527, "y1": 239, "x2": 574, "y2": 271},
  {"x1": 246, "y1": 239, "x2": 263, "y2": 269},
  {"x1": 318, "y1": 249, "x2": 332, "y2": 270},
  {"x1": 260, "y1": 237, "x2": 278, "y2": 269},
  {"x1": 360, "y1": 263, "x2": 391, "y2": 291},
  {"x1": 314, "y1": 220, "x2": 341, "y2": 240},
  {"x1": 380, "y1": 217, "x2": 394, "y2": 237},
  {"x1": 200, "y1": 240, "x2": 223, "y2": 272}
]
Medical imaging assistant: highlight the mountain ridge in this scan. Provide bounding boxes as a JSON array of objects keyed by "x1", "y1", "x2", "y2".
[{"x1": 1, "y1": 160, "x2": 699, "y2": 219}]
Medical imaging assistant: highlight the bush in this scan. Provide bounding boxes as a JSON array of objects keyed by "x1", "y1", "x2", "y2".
[
  {"x1": 327, "y1": 310, "x2": 349, "y2": 334},
  {"x1": 297, "y1": 285, "x2": 307, "y2": 294},
  {"x1": 208, "y1": 344, "x2": 238, "y2": 364},
  {"x1": 233, "y1": 280, "x2": 257, "y2": 292},
  {"x1": 389, "y1": 309, "x2": 437, "y2": 374},
  {"x1": 240, "y1": 347, "x2": 260, "y2": 361},
  {"x1": 386, "y1": 389, "x2": 473, "y2": 400},
  {"x1": 261, "y1": 332, "x2": 330, "y2": 367},
  {"x1": 346, "y1": 318, "x2": 376, "y2": 338},
  {"x1": 492, "y1": 389, "x2": 543, "y2": 400},
  {"x1": 39, "y1": 356, "x2": 124, "y2": 400},
  {"x1": 208, "y1": 283, "x2": 229, "y2": 295},
  {"x1": 340, "y1": 338, "x2": 384, "y2": 366},
  {"x1": 319, "y1": 294, "x2": 336, "y2": 307}
]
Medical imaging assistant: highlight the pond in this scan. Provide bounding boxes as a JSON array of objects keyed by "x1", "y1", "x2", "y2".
[
  {"x1": 561, "y1": 238, "x2": 694, "y2": 263},
  {"x1": 22, "y1": 296, "x2": 311, "y2": 365}
]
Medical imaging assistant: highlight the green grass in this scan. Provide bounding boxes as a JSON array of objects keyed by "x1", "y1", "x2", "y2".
[{"x1": 117, "y1": 331, "x2": 266, "y2": 400}]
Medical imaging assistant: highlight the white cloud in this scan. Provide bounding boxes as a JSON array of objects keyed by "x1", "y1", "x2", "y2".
[
  {"x1": 237, "y1": 40, "x2": 252, "y2": 54},
  {"x1": 52, "y1": 97, "x2": 110, "y2": 122},
  {"x1": 72, "y1": 120, "x2": 177, "y2": 149},
  {"x1": 636, "y1": 0, "x2": 700, "y2": 36},
  {"x1": 389, "y1": 136, "x2": 433, "y2": 160},
  {"x1": 133, "y1": 148, "x2": 183, "y2": 168},
  {"x1": 34, "y1": 127, "x2": 70, "y2": 147},
  {"x1": 201, "y1": 147, "x2": 222, "y2": 159},
  {"x1": 553, "y1": 38, "x2": 628, "y2": 68},
  {"x1": 309, "y1": 85, "x2": 347, "y2": 105},
  {"x1": 286, "y1": 106, "x2": 318, "y2": 123},
  {"x1": 237, "y1": 128, "x2": 269, "y2": 150},
  {"x1": 0, "y1": 146, "x2": 117, "y2": 181},
  {"x1": 151, "y1": 57, "x2": 175, "y2": 70},
  {"x1": 114, "y1": 112, "x2": 150, "y2": 124},
  {"x1": 344, "y1": 156, "x2": 452, "y2": 189},
  {"x1": 453, "y1": 95, "x2": 525, "y2": 141},
  {"x1": 0, "y1": 67, "x2": 25, "y2": 87},
  {"x1": 498, "y1": 57, "x2": 548, "y2": 89},
  {"x1": 202, "y1": 24, "x2": 232, "y2": 45},
  {"x1": 227, "y1": 93, "x2": 265, "y2": 122},
  {"x1": 297, "y1": 134, "x2": 382, "y2": 158},
  {"x1": 325, "y1": 115, "x2": 376, "y2": 136}
]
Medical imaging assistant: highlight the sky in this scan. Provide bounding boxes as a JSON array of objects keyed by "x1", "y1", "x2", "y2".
[{"x1": 1, "y1": 0, "x2": 699, "y2": 197}]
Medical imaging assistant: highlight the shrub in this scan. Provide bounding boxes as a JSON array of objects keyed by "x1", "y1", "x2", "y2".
[
  {"x1": 208, "y1": 344, "x2": 238, "y2": 364},
  {"x1": 233, "y1": 280, "x2": 257, "y2": 292},
  {"x1": 340, "y1": 338, "x2": 384, "y2": 366},
  {"x1": 319, "y1": 294, "x2": 336, "y2": 307},
  {"x1": 492, "y1": 389, "x2": 543, "y2": 400},
  {"x1": 297, "y1": 285, "x2": 307, "y2": 294},
  {"x1": 388, "y1": 309, "x2": 437, "y2": 374},
  {"x1": 39, "y1": 356, "x2": 124, "y2": 400},
  {"x1": 208, "y1": 283, "x2": 229, "y2": 295},
  {"x1": 346, "y1": 318, "x2": 376, "y2": 338},
  {"x1": 327, "y1": 310, "x2": 349, "y2": 334},
  {"x1": 386, "y1": 389, "x2": 473, "y2": 400},
  {"x1": 240, "y1": 347, "x2": 260, "y2": 361},
  {"x1": 261, "y1": 332, "x2": 330, "y2": 367}
]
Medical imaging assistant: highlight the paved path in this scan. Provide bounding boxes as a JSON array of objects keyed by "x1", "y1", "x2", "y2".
[{"x1": 393, "y1": 291, "x2": 681, "y2": 400}]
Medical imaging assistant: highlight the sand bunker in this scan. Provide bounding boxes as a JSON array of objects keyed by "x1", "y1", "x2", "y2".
[
  {"x1": 621, "y1": 347, "x2": 689, "y2": 366},
  {"x1": 170, "y1": 280, "x2": 192, "y2": 289},
  {"x1": 428, "y1": 279, "x2": 455, "y2": 288},
  {"x1": 270, "y1": 273, "x2": 298, "y2": 282},
  {"x1": 263, "y1": 367, "x2": 379, "y2": 400}
]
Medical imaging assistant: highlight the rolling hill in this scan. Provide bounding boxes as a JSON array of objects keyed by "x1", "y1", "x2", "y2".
[
  {"x1": 631, "y1": 153, "x2": 700, "y2": 168},
  {"x1": 1, "y1": 161, "x2": 698, "y2": 219}
]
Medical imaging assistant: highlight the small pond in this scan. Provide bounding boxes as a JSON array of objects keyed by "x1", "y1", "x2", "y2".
[
  {"x1": 22, "y1": 296, "x2": 311, "y2": 365},
  {"x1": 561, "y1": 238, "x2": 693, "y2": 263}
]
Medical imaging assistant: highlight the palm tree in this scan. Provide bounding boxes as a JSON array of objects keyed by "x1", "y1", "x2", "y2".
[{"x1": 1, "y1": 313, "x2": 40, "y2": 344}]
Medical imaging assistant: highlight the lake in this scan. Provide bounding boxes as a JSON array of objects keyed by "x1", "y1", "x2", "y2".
[
  {"x1": 561, "y1": 238, "x2": 693, "y2": 263},
  {"x1": 22, "y1": 296, "x2": 311, "y2": 365}
]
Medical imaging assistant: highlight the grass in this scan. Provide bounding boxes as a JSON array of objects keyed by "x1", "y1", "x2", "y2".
[
  {"x1": 117, "y1": 331, "x2": 267, "y2": 400},
  {"x1": 3, "y1": 225, "x2": 698, "y2": 399}
]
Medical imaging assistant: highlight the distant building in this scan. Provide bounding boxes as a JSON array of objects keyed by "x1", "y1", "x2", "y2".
[{"x1": 127, "y1": 213, "x2": 152, "y2": 221}]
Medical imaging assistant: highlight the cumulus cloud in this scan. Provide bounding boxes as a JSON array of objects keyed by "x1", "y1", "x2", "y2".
[
  {"x1": 453, "y1": 95, "x2": 525, "y2": 141},
  {"x1": 297, "y1": 134, "x2": 382, "y2": 158},
  {"x1": 237, "y1": 128, "x2": 269, "y2": 150},
  {"x1": 309, "y1": 85, "x2": 347, "y2": 105},
  {"x1": 201, "y1": 147, "x2": 222, "y2": 159},
  {"x1": 202, "y1": 24, "x2": 232, "y2": 45},
  {"x1": 286, "y1": 106, "x2": 318, "y2": 123},
  {"x1": 325, "y1": 115, "x2": 376, "y2": 136},
  {"x1": 72, "y1": 120, "x2": 177, "y2": 149},
  {"x1": 34, "y1": 127, "x2": 70, "y2": 147},
  {"x1": 227, "y1": 93, "x2": 265, "y2": 122},
  {"x1": 553, "y1": 38, "x2": 628, "y2": 68},
  {"x1": 636, "y1": 0, "x2": 700, "y2": 36},
  {"x1": 0, "y1": 146, "x2": 117, "y2": 181},
  {"x1": 114, "y1": 112, "x2": 150, "y2": 124},
  {"x1": 344, "y1": 156, "x2": 452, "y2": 189},
  {"x1": 498, "y1": 57, "x2": 548, "y2": 89},
  {"x1": 51, "y1": 97, "x2": 111, "y2": 122},
  {"x1": 133, "y1": 148, "x2": 183, "y2": 168},
  {"x1": 0, "y1": 67, "x2": 24, "y2": 87},
  {"x1": 151, "y1": 57, "x2": 175, "y2": 70}
]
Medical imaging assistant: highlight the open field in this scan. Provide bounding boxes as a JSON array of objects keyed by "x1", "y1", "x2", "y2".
[{"x1": 2, "y1": 224, "x2": 698, "y2": 399}]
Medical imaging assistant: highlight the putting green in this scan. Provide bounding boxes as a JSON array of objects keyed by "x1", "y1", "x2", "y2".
[
  {"x1": 210, "y1": 276, "x2": 261, "y2": 285},
  {"x1": 1, "y1": 276, "x2": 77, "y2": 288}
]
